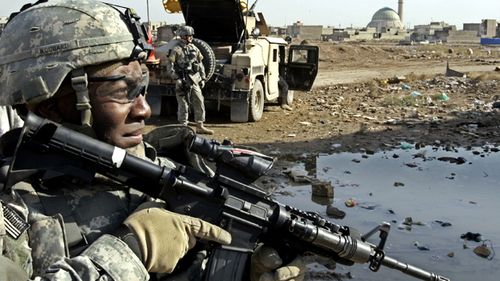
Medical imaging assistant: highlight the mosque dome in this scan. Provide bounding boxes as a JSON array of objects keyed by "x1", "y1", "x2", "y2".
[{"x1": 367, "y1": 7, "x2": 404, "y2": 32}]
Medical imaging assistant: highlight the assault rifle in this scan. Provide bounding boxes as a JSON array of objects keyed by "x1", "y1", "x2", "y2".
[{"x1": 5, "y1": 113, "x2": 450, "y2": 281}]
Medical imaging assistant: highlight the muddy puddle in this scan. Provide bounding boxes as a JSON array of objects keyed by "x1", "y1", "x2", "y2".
[{"x1": 274, "y1": 146, "x2": 500, "y2": 281}]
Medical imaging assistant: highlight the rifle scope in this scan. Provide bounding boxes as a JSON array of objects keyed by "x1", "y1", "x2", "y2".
[{"x1": 188, "y1": 134, "x2": 274, "y2": 182}]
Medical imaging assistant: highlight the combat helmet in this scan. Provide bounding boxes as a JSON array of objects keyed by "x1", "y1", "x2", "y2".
[
  {"x1": 177, "y1": 25, "x2": 195, "y2": 37},
  {"x1": 0, "y1": 0, "x2": 152, "y2": 126}
]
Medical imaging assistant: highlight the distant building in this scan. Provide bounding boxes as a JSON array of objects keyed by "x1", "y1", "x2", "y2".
[
  {"x1": 481, "y1": 19, "x2": 497, "y2": 38},
  {"x1": 463, "y1": 23, "x2": 481, "y2": 34},
  {"x1": 411, "y1": 22, "x2": 456, "y2": 42},
  {"x1": 325, "y1": 27, "x2": 377, "y2": 41},
  {"x1": 367, "y1": 7, "x2": 404, "y2": 34},
  {"x1": 286, "y1": 21, "x2": 323, "y2": 40}
]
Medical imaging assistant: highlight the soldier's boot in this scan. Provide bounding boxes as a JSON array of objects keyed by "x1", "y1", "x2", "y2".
[{"x1": 196, "y1": 122, "x2": 214, "y2": 135}]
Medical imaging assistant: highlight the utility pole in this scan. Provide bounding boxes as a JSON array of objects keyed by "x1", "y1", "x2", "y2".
[{"x1": 146, "y1": 0, "x2": 151, "y2": 28}]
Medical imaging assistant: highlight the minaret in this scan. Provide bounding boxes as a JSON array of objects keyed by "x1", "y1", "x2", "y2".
[{"x1": 398, "y1": 0, "x2": 404, "y2": 24}]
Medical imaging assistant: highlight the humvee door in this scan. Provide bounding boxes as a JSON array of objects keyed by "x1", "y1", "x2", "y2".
[{"x1": 285, "y1": 45, "x2": 319, "y2": 91}]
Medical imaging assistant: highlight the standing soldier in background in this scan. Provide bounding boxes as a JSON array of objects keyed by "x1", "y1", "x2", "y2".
[
  {"x1": 0, "y1": 0, "x2": 305, "y2": 280},
  {"x1": 0, "y1": 1, "x2": 231, "y2": 279},
  {"x1": 166, "y1": 25, "x2": 214, "y2": 135}
]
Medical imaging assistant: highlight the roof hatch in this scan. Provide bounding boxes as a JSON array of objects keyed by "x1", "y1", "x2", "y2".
[{"x1": 179, "y1": 0, "x2": 247, "y2": 44}]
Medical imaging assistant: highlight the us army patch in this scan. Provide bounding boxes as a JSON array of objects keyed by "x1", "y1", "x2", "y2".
[{"x1": 2, "y1": 203, "x2": 29, "y2": 239}]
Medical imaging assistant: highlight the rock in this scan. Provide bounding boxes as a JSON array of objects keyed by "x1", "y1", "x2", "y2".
[
  {"x1": 473, "y1": 245, "x2": 492, "y2": 258},
  {"x1": 394, "y1": 182, "x2": 405, "y2": 187},
  {"x1": 285, "y1": 169, "x2": 311, "y2": 183},
  {"x1": 326, "y1": 205, "x2": 346, "y2": 219},
  {"x1": 311, "y1": 180, "x2": 334, "y2": 198},
  {"x1": 447, "y1": 252, "x2": 455, "y2": 258}
]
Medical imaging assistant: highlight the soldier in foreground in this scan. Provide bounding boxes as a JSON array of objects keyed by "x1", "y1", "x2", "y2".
[
  {"x1": 166, "y1": 25, "x2": 214, "y2": 135},
  {"x1": 0, "y1": 0, "x2": 304, "y2": 280}
]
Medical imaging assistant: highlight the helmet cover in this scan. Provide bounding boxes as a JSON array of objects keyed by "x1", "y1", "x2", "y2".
[{"x1": 0, "y1": 0, "x2": 140, "y2": 106}]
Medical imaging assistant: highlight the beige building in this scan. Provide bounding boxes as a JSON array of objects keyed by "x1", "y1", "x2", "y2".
[
  {"x1": 481, "y1": 19, "x2": 497, "y2": 38},
  {"x1": 286, "y1": 21, "x2": 323, "y2": 40}
]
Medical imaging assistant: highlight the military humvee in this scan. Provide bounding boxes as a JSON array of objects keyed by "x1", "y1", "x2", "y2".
[{"x1": 148, "y1": 0, "x2": 319, "y2": 122}]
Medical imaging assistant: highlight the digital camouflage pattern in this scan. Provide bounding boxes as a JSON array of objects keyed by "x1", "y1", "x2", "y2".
[
  {"x1": 0, "y1": 0, "x2": 135, "y2": 106},
  {"x1": 0, "y1": 0, "x2": 178, "y2": 279},
  {"x1": 167, "y1": 40, "x2": 207, "y2": 124},
  {"x1": 177, "y1": 25, "x2": 195, "y2": 37},
  {"x1": 0, "y1": 142, "x2": 164, "y2": 280}
]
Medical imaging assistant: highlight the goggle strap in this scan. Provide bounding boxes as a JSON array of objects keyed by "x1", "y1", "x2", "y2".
[{"x1": 71, "y1": 68, "x2": 92, "y2": 126}]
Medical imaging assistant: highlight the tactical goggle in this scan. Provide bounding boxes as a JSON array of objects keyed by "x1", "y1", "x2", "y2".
[{"x1": 88, "y1": 72, "x2": 149, "y2": 103}]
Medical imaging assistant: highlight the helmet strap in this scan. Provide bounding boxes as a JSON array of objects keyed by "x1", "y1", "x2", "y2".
[{"x1": 71, "y1": 68, "x2": 92, "y2": 127}]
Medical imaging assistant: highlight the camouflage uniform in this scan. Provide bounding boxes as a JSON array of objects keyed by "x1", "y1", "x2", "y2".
[
  {"x1": 0, "y1": 0, "x2": 165, "y2": 279},
  {"x1": 167, "y1": 37, "x2": 207, "y2": 126},
  {"x1": 1, "y1": 142, "x2": 175, "y2": 280}
]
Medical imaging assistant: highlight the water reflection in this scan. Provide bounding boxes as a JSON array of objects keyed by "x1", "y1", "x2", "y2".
[{"x1": 275, "y1": 146, "x2": 500, "y2": 281}]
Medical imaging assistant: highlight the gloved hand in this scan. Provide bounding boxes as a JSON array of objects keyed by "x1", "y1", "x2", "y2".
[
  {"x1": 123, "y1": 202, "x2": 232, "y2": 273},
  {"x1": 250, "y1": 244, "x2": 306, "y2": 281}
]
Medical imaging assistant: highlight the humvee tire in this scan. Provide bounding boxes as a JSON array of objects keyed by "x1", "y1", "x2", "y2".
[
  {"x1": 249, "y1": 79, "x2": 264, "y2": 122},
  {"x1": 192, "y1": 38, "x2": 216, "y2": 81}
]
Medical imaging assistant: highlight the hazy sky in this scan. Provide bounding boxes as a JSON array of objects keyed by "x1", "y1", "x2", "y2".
[{"x1": 2, "y1": 0, "x2": 500, "y2": 29}]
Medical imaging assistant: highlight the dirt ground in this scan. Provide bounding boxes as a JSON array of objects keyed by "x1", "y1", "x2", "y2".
[
  {"x1": 145, "y1": 42, "x2": 500, "y2": 280},
  {"x1": 148, "y1": 41, "x2": 500, "y2": 159}
]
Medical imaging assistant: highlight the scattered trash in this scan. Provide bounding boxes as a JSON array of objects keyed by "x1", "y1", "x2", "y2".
[
  {"x1": 388, "y1": 76, "x2": 406, "y2": 84},
  {"x1": 331, "y1": 143, "x2": 342, "y2": 149},
  {"x1": 436, "y1": 93, "x2": 450, "y2": 101},
  {"x1": 287, "y1": 133, "x2": 297, "y2": 138},
  {"x1": 400, "y1": 142, "x2": 413, "y2": 150},
  {"x1": 434, "y1": 220, "x2": 452, "y2": 227},
  {"x1": 358, "y1": 204, "x2": 377, "y2": 210},
  {"x1": 461, "y1": 232, "x2": 482, "y2": 242},
  {"x1": 437, "y1": 156, "x2": 467, "y2": 165},
  {"x1": 403, "y1": 217, "x2": 425, "y2": 226},
  {"x1": 393, "y1": 182, "x2": 405, "y2": 187},
  {"x1": 445, "y1": 61, "x2": 466, "y2": 78},
  {"x1": 410, "y1": 91, "x2": 422, "y2": 98},
  {"x1": 414, "y1": 241, "x2": 430, "y2": 251},
  {"x1": 401, "y1": 84, "x2": 411, "y2": 90},
  {"x1": 447, "y1": 252, "x2": 455, "y2": 258},
  {"x1": 345, "y1": 198, "x2": 357, "y2": 207},
  {"x1": 404, "y1": 162, "x2": 418, "y2": 168},
  {"x1": 299, "y1": 121, "x2": 312, "y2": 126}
]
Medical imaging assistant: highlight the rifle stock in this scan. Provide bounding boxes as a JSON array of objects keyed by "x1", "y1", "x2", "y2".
[{"x1": 6, "y1": 113, "x2": 450, "y2": 281}]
